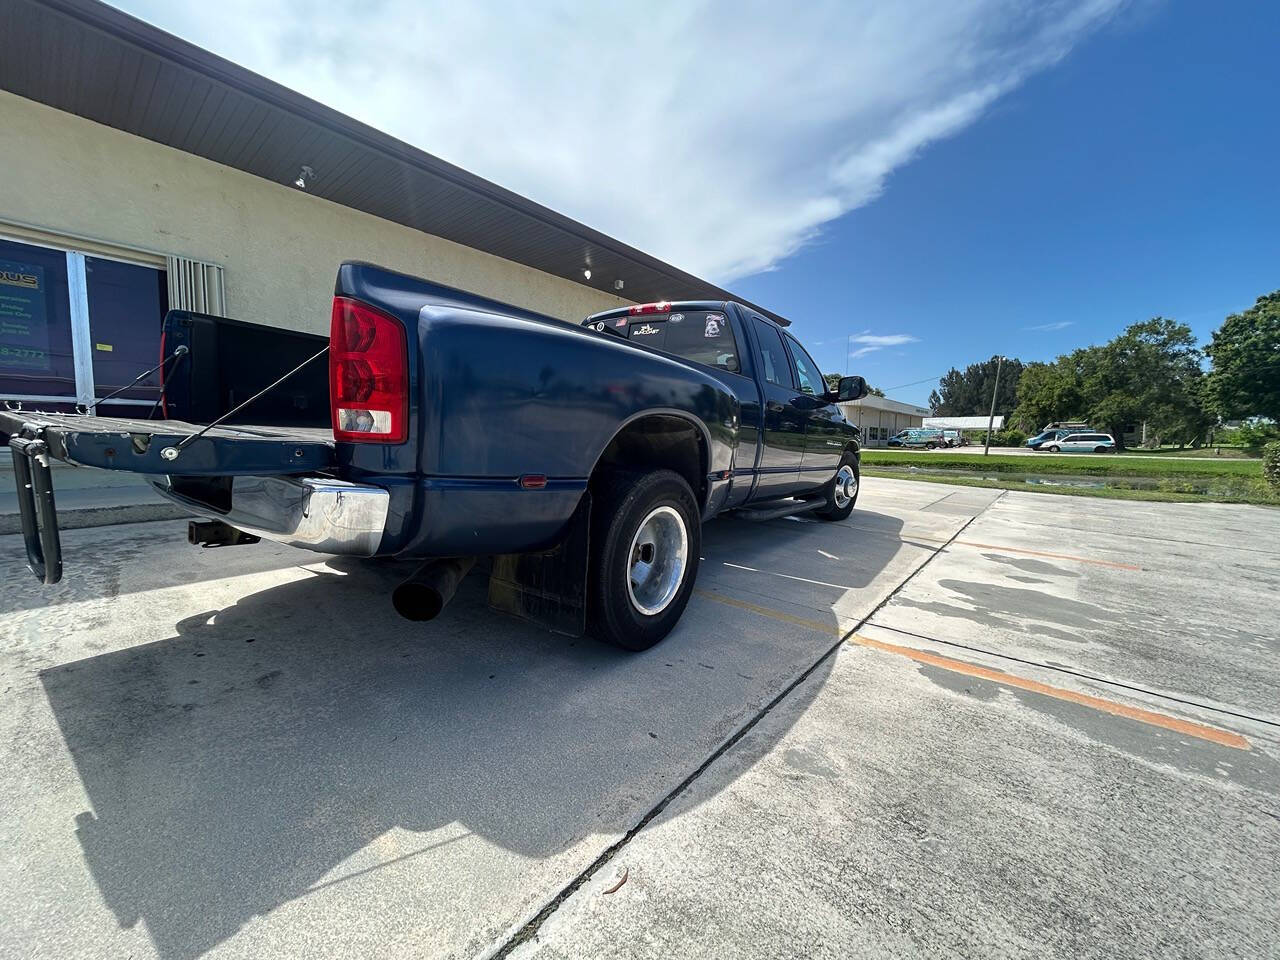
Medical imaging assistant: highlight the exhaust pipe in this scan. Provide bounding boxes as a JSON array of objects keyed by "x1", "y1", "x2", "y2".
[{"x1": 392, "y1": 557, "x2": 476, "y2": 621}]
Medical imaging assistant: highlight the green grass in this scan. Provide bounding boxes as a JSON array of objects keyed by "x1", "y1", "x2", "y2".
[
  {"x1": 860, "y1": 448, "x2": 1278, "y2": 505},
  {"x1": 863, "y1": 450, "x2": 1261, "y2": 478},
  {"x1": 1114, "y1": 447, "x2": 1259, "y2": 460},
  {"x1": 860, "y1": 468, "x2": 1279, "y2": 506}
]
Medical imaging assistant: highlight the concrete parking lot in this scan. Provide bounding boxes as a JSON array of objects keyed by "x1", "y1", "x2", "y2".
[{"x1": 2, "y1": 477, "x2": 1277, "y2": 959}]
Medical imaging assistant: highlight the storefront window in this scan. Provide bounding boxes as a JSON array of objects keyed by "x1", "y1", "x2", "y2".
[
  {"x1": 86, "y1": 255, "x2": 168, "y2": 400},
  {"x1": 0, "y1": 235, "x2": 168, "y2": 406},
  {"x1": 0, "y1": 238, "x2": 76, "y2": 399}
]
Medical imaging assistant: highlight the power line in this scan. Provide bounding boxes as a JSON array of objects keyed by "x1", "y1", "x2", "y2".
[{"x1": 882, "y1": 373, "x2": 949, "y2": 393}]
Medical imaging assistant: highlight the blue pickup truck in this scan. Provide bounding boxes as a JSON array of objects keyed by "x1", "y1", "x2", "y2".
[{"x1": 3, "y1": 262, "x2": 867, "y2": 649}]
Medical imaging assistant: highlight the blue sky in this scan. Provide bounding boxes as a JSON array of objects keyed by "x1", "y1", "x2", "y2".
[
  {"x1": 733, "y1": 2, "x2": 1280, "y2": 403},
  {"x1": 113, "y1": 1, "x2": 1278, "y2": 407}
]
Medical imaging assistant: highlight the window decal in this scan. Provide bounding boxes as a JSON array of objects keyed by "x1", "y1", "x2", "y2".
[{"x1": 0, "y1": 259, "x2": 52, "y2": 372}]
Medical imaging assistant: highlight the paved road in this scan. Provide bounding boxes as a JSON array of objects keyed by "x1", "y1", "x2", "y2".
[
  {"x1": 517, "y1": 485, "x2": 1280, "y2": 960},
  {"x1": 869, "y1": 445, "x2": 1250, "y2": 462},
  {"x1": 1, "y1": 478, "x2": 1276, "y2": 959}
]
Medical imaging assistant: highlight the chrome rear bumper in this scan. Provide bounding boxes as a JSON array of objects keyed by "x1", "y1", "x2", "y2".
[{"x1": 152, "y1": 475, "x2": 389, "y2": 556}]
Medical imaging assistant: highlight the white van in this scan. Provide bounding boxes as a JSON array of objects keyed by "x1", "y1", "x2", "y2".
[{"x1": 1038, "y1": 432, "x2": 1117, "y2": 453}]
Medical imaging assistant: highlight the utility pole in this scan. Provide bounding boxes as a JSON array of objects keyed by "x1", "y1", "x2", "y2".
[
  {"x1": 984, "y1": 355, "x2": 1004, "y2": 457},
  {"x1": 845, "y1": 334, "x2": 852, "y2": 375}
]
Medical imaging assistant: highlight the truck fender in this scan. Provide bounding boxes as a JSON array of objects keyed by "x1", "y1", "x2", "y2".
[{"x1": 586, "y1": 406, "x2": 721, "y2": 511}]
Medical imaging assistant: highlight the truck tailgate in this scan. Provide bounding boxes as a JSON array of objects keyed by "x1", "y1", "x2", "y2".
[
  {"x1": 3, "y1": 409, "x2": 339, "y2": 585},
  {"x1": 1, "y1": 410, "x2": 334, "y2": 475}
]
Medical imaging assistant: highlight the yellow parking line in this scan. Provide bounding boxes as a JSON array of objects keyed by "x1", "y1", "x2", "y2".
[
  {"x1": 694, "y1": 589, "x2": 840, "y2": 636},
  {"x1": 693, "y1": 589, "x2": 1249, "y2": 751}
]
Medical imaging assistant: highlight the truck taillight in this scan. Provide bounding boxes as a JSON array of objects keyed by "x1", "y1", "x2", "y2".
[{"x1": 329, "y1": 297, "x2": 408, "y2": 443}]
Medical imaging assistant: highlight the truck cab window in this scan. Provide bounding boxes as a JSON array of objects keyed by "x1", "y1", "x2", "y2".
[
  {"x1": 785, "y1": 334, "x2": 824, "y2": 396},
  {"x1": 662, "y1": 310, "x2": 739, "y2": 372},
  {"x1": 753, "y1": 317, "x2": 793, "y2": 388},
  {"x1": 615, "y1": 311, "x2": 740, "y2": 372}
]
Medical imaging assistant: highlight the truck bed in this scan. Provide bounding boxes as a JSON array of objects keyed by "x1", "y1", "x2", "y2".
[{"x1": 1, "y1": 409, "x2": 333, "y2": 475}]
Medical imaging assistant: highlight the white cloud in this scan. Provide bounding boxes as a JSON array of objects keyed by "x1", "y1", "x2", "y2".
[
  {"x1": 110, "y1": 0, "x2": 1122, "y2": 284},
  {"x1": 849, "y1": 346, "x2": 882, "y2": 360},
  {"x1": 850, "y1": 334, "x2": 920, "y2": 346},
  {"x1": 1023, "y1": 321, "x2": 1075, "y2": 331}
]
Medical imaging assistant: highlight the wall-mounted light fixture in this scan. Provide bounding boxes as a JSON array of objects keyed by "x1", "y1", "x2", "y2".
[
  {"x1": 582, "y1": 268, "x2": 592, "y2": 280},
  {"x1": 294, "y1": 165, "x2": 315, "y2": 190},
  {"x1": 613, "y1": 279, "x2": 625, "y2": 291}
]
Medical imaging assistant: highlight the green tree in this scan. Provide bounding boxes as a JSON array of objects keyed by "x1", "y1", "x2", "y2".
[
  {"x1": 928, "y1": 357, "x2": 1024, "y2": 416},
  {"x1": 1205, "y1": 291, "x2": 1280, "y2": 421},
  {"x1": 1081, "y1": 317, "x2": 1210, "y2": 449},
  {"x1": 1011, "y1": 357, "x2": 1085, "y2": 432},
  {"x1": 1011, "y1": 319, "x2": 1210, "y2": 448},
  {"x1": 824, "y1": 373, "x2": 884, "y2": 397}
]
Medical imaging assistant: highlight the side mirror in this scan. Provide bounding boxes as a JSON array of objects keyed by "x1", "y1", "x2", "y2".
[{"x1": 836, "y1": 375, "x2": 868, "y2": 402}]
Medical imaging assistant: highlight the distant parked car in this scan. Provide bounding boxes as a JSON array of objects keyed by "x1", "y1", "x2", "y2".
[
  {"x1": 889, "y1": 428, "x2": 946, "y2": 449},
  {"x1": 1026, "y1": 428, "x2": 1072, "y2": 450},
  {"x1": 941, "y1": 429, "x2": 966, "y2": 447},
  {"x1": 1037, "y1": 432, "x2": 1116, "y2": 453}
]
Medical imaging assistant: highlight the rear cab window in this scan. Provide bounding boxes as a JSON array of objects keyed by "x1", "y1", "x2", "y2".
[
  {"x1": 587, "y1": 309, "x2": 740, "y2": 373},
  {"x1": 751, "y1": 318, "x2": 794, "y2": 388}
]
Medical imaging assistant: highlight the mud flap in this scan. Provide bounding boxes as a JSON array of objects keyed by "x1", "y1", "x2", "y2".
[{"x1": 486, "y1": 491, "x2": 591, "y2": 637}]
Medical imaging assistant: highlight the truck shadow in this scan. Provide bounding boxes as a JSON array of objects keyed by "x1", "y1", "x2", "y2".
[{"x1": 37, "y1": 509, "x2": 907, "y2": 960}]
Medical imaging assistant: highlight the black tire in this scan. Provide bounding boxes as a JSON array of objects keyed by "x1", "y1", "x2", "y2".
[
  {"x1": 1047, "y1": 444, "x2": 1061, "y2": 453},
  {"x1": 588, "y1": 469, "x2": 701, "y2": 651},
  {"x1": 815, "y1": 454, "x2": 859, "y2": 521},
  {"x1": 1094, "y1": 446, "x2": 1108, "y2": 453}
]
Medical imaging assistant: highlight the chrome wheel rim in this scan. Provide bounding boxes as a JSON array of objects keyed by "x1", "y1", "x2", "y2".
[
  {"x1": 627, "y1": 505, "x2": 688, "y2": 616},
  {"x1": 832, "y1": 465, "x2": 858, "y2": 509}
]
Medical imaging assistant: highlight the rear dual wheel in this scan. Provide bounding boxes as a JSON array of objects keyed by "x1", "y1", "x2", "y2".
[{"x1": 589, "y1": 469, "x2": 701, "y2": 651}]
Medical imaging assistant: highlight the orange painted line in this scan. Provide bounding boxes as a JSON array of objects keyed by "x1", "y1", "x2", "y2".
[
  {"x1": 693, "y1": 590, "x2": 1248, "y2": 750},
  {"x1": 850, "y1": 634, "x2": 1250, "y2": 751}
]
